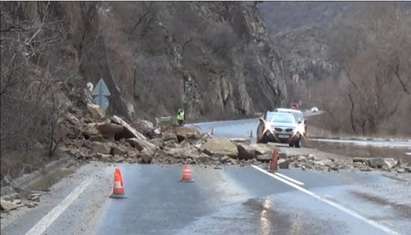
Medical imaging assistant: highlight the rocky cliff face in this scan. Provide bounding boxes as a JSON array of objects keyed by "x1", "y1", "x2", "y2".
[
  {"x1": 258, "y1": 2, "x2": 348, "y2": 87},
  {"x1": 1, "y1": 2, "x2": 287, "y2": 121}
]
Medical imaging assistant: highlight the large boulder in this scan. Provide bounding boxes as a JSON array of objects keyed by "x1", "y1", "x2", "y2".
[
  {"x1": 111, "y1": 115, "x2": 147, "y2": 140},
  {"x1": 250, "y1": 144, "x2": 274, "y2": 155},
  {"x1": 163, "y1": 145, "x2": 201, "y2": 159},
  {"x1": 65, "y1": 113, "x2": 81, "y2": 126},
  {"x1": 133, "y1": 119, "x2": 155, "y2": 138},
  {"x1": 0, "y1": 198, "x2": 22, "y2": 211},
  {"x1": 82, "y1": 123, "x2": 101, "y2": 138},
  {"x1": 87, "y1": 103, "x2": 105, "y2": 120},
  {"x1": 257, "y1": 154, "x2": 272, "y2": 162},
  {"x1": 126, "y1": 138, "x2": 157, "y2": 153},
  {"x1": 111, "y1": 143, "x2": 129, "y2": 155},
  {"x1": 237, "y1": 144, "x2": 256, "y2": 160},
  {"x1": 96, "y1": 122, "x2": 124, "y2": 139},
  {"x1": 278, "y1": 159, "x2": 291, "y2": 169},
  {"x1": 91, "y1": 141, "x2": 112, "y2": 154},
  {"x1": 367, "y1": 158, "x2": 398, "y2": 169},
  {"x1": 201, "y1": 138, "x2": 238, "y2": 157},
  {"x1": 174, "y1": 127, "x2": 201, "y2": 142}
]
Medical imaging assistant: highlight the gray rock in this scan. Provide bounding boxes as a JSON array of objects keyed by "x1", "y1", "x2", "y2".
[
  {"x1": 220, "y1": 155, "x2": 230, "y2": 163},
  {"x1": 91, "y1": 141, "x2": 112, "y2": 154},
  {"x1": 279, "y1": 152, "x2": 288, "y2": 159},
  {"x1": 164, "y1": 145, "x2": 199, "y2": 159},
  {"x1": 237, "y1": 144, "x2": 256, "y2": 160},
  {"x1": 162, "y1": 132, "x2": 178, "y2": 142},
  {"x1": 65, "y1": 113, "x2": 81, "y2": 126},
  {"x1": 257, "y1": 154, "x2": 272, "y2": 162},
  {"x1": 249, "y1": 144, "x2": 273, "y2": 155},
  {"x1": 139, "y1": 149, "x2": 153, "y2": 164},
  {"x1": 87, "y1": 103, "x2": 105, "y2": 120},
  {"x1": 297, "y1": 155, "x2": 307, "y2": 162},
  {"x1": 113, "y1": 155, "x2": 125, "y2": 163},
  {"x1": 278, "y1": 159, "x2": 290, "y2": 169},
  {"x1": 96, "y1": 122, "x2": 124, "y2": 139},
  {"x1": 83, "y1": 123, "x2": 102, "y2": 139},
  {"x1": 0, "y1": 198, "x2": 22, "y2": 211},
  {"x1": 397, "y1": 168, "x2": 406, "y2": 174},
  {"x1": 111, "y1": 115, "x2": 147, "y2": 140},
  {"x1": 95, "y1": 153, "x2": 112, "y2": 161},
  {"x1": 201, "y1": 138, "x2": 238, "y2": 157},
  {"x1": 150, "y1": 138, "x2": 164, "y2": 147},
  {"x1": 126, "y1": 138, "x2": 157, "y2": 153},
  {"x1": 353, "y1": 158, "x2": 369, "y2": 164},
  {"x1": 175, "y1": 127, "x2": 201, "y2": 142},
  {"x1": 230, "y1": 138, "x2": 251, "y2": 144},
  {"x1": 307, "y1": 154, "x2": 316, "y2": 161},
  {"x1": 367, "y1": 158, "x2": 398, "y2": 169},
  {"x1": 111, "y1": 144, "x2": 128, "y2": 155},
  {"x1": 133, "y1": 119, "x2": 155, "y2": 137}
]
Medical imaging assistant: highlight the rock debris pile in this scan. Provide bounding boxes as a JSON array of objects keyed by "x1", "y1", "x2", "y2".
[{"x1": 58, "y1": 105, "x2": 411, "y2": 174}]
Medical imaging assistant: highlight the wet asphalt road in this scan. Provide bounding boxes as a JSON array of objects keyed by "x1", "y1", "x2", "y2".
[
  {"x1": 95, "y1": 165, "x2": 409, "y2": 235},
  {"x1": 2, "y1": 119, "x2": 411, "y2": 235},
  {"x1": 3, "y1": 163, "x2": 410, "y2": 235}
]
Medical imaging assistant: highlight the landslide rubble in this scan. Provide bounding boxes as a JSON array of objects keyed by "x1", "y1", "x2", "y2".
[{"x1": 58, "y1": 105, "x2": 411, "y2": 174}]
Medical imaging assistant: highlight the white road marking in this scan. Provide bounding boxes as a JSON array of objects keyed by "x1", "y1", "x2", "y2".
[
  {"x1": 274, "y1": 172, "x2": 304, "y2": 186},
  {"x1": 25, "y1": 178, "x2": 93, "y2": 235},
  {"x1": 251, "y1": 165, "x2": 398, "y2": 235},
  {"x1": 406, "y1": 152, "x2": 411, "y2": 156}
]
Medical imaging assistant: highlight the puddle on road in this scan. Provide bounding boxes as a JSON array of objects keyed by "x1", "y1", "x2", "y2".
[
  {"x1": 350, "y1": 191, "x2": 411, "y2": 219},
  {"x1": 28, "y1": 167, "x2": 75, "y2": 192},
  {"x1": 243, "y1": 198, "x2": 340, "y2": 235}
]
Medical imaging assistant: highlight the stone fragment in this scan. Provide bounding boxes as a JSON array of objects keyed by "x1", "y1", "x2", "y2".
[
  {"x1": 367, "y1": 158, "x2": 398, "y2": 169},
  {"x1": 174, "y1": 127, "x2": 201, "y2": 142},
  {"x1": 87, "y1": 103, "x2": 105, "y2": 120},
  {"x1": 278, "y1": 159, "x2": 291, "y2": 169},
  {"x1": 237, "y1": 144, "x2": 256, "y2": 160},
  {"x1": 202, "y1": 138, "x2": 238, "y2": 157},
  {"x1": 91, "y1": 141, "x2": 112, "y2": 154},
  {"x1": 126, "y1": 138, "x2": 157, "y2": 153},
  {"x1": 257, "y1": 154, "x2": 272, "y2": 162},
  {"x1": 111, "y1": 115, "x2": 147, "y2": 140}
]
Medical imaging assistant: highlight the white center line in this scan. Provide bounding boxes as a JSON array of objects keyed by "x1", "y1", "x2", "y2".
[
  {"x1": 274, "y1": 172, "x2": 304, "y2": 186},
  {"x1": 251, "y1": 165, "x2": 398, "y2": 235},
  {"x1": 25, "y1": 178, "x2": 93, "y2": 235}
]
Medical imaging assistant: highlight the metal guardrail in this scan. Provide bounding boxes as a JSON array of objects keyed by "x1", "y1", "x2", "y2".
[{"x1": 155, "y1": 116, "x2": 175, "y2": 127}]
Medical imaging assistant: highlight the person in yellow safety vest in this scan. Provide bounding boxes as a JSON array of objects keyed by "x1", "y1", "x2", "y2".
[{"x1": 176, "y1": 108, "x2": 185, "y2": 126}]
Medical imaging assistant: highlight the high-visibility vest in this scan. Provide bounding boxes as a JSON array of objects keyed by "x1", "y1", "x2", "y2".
[{"x1": 177, "y1": 111, "x2": 184, "y2": 121}]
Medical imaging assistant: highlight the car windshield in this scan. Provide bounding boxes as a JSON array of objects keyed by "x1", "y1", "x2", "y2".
[
  {"x1": 266, "y1": 112, "x2": 296, "y2": 124},
  {"x1": 292, "y1": 112, "x2": 304, "y2": 122}
]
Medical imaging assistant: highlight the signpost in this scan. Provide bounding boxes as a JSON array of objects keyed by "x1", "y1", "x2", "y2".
[{"x1": 92, "y1": 78, "x2": 111, "y2": 111}]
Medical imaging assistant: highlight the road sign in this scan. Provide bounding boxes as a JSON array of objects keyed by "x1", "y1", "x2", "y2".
[
  {"x1": 92, "y1": 79, "x2": 111, "y2": 96},
  {"x1": 94, "y1": 95, "x2": 109, "y2": 110},
  {"x1": 92, "y1": 78, "x2": 110, "y2": 110}
]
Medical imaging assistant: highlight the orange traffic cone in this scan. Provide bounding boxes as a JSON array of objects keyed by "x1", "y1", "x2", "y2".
[
  {"x1": 110, "y1": 167, "x2": 125, "y2": 198},
  {"x1": 180, "y1": 164, "x2": 193, "y2": 183}
]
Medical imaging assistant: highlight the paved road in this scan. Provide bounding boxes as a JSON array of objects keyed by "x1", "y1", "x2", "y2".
[
  {"x1": 2, "y1": 164, "x2": 410, "y2": 235},
  {"x1": 2, "y1": 119, "x2": 411, "y2": 235}
]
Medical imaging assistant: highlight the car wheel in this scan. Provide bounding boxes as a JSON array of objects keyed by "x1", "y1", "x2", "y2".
[{"x1": 295, "y1": 138, "x2": 302, "y2": 148}]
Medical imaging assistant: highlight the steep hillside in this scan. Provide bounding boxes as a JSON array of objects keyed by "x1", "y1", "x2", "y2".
[
  {"x1": 259, "y1": 2, "x2": 411, "y2": 135},
  {"x1": 1, "y1": 2, "x2": 287, "y2": 122}
]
